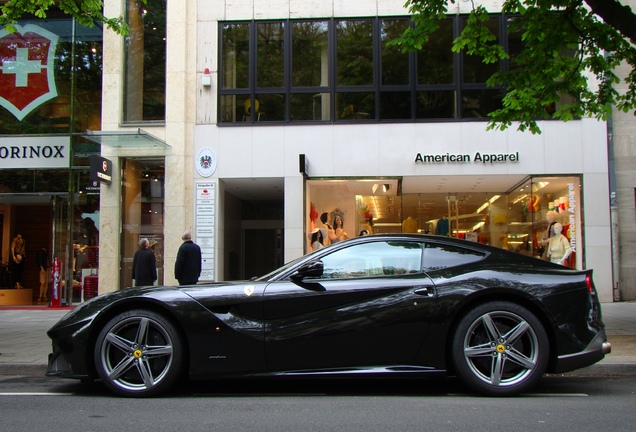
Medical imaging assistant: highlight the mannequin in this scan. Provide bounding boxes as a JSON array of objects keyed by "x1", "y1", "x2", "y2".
[
  {"x1": 538, "y1": 211, "x2": 558, "y2": 259},
  {"x1": 332, "y1": 214, "x2": 349, "y2": 243},
  {"x1": 10, "y1": 233, "x2": 26, "y2": 289},
  {"x1": 319, "y1": 212, "x2": 334, "y2": 246},
  {"x1": 36, "y1": 248, "x2": 50, "y2": 302},
  {"x1": 402, "y1": 216, "x2": 418, "y2": 233},
  {"x1": 436, "y1": 217, "x2": 449, "y2": 236},
  {"x1": 538, "y1": 211, "x2": 558, "y2": 247},
  {"x1": 547, "y1": 223, "x2": 572, "y2": 265},
  {"x1": 308, "y1": 228, "x2": 325, "y2": 251}
]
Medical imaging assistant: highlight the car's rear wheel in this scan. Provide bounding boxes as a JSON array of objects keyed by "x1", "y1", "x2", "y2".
[
  {"x1": 94, "y1": 309, "x2": 184, "y2": 397},
  {"x1": 451, "y1": 301, "x2": 549, "y2": 396}
]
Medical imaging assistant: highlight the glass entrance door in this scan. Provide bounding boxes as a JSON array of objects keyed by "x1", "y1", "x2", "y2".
[
  {"x1": 120, "y1": 159, "x2": 165, "y2": 289},
  {"x1": 51, "y1": 195, "x2": 72, "y2": 305}
]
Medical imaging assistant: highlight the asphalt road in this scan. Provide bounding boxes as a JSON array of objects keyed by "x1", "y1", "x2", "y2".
[{"x1": 1, "y1": 374, "x2": 635, "y2": 432}]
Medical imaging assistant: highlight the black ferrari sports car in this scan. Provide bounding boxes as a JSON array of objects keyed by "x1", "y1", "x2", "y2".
[{"x1": 46, "y1": 234, "x2": 611, "y2": 397}]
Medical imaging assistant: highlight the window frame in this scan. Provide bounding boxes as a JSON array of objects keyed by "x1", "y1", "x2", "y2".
[{"x1": 217, "y1": 15, "x2": 517, "y2": 125}]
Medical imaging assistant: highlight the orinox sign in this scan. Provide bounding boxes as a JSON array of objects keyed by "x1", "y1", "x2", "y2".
[
  {"x1": 415, "y1": 151, "x2": 520, "y2": 164},
  {"x1": 0, "y1": 136, "x2": 70, "y2": 169}
]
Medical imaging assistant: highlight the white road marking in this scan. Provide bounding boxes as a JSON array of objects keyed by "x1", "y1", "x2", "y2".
[{"x1": 0, "y1": 392, "x2": 73, "y2": 396}]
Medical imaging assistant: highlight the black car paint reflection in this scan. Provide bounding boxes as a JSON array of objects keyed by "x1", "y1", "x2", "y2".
[{"x1": 46, "y1": 234, "x2": 610, "y2": 397}]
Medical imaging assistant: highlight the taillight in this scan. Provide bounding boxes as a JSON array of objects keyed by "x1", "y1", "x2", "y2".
[{"x1": 586, "y1": 273, "x2": 594, "y2": 294}]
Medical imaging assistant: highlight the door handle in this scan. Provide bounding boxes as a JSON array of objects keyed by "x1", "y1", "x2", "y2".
[{"x1": 414, "y1": 286, "x2": 433, "y2": 296}]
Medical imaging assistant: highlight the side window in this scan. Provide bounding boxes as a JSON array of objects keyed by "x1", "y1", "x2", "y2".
[
  {"x1": 317, "y1": 241, "x2": 423, "y2": 279},
  {"x1": 423, "y1": 243, "x2": 485, "y2": 272}
]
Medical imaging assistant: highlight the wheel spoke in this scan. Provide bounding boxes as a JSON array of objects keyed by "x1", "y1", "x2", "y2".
[
  {"x1": 105, "y1": 332, "x2": 134, "y2": 353},
  {"x1": 137, "y1": 358, "x2": 156, "y2": 388},
  {"x1": 465, "y1": 342, "x2": 495, "y2": 358},
  {"x1": 502, "y1": 320, "x2": 530, "y2": 346},
  {"x1": 144, "y1": 344, "x2": 173, "y2": 359},
  {"x1": 490, "y1": 354, "x2": 505, "y2": 386},
  {"x1": 506, "y1": 348, "x2": 536, "y2": 370},
  {"x1": 108, "y1": 355, "x2": 137, "y2": 381},
  {"x1": 481, "y1": 313, "x2": 501, "y2": 342},
  {"x1": 135, "y1": 318, "x2": 150, "y2": 346}
]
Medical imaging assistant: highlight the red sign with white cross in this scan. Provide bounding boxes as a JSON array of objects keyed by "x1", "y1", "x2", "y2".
[{"x1": 0, "y1": 24, "x2": 59, "y2": 120}]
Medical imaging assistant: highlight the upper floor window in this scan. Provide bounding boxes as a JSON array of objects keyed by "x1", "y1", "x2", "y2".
[
  {"x1": 123, "y1": 0, "x2": 166, "y2": 123},
  {"x1": 218, "y1": 15, "x2": 564, "y2": 125}
]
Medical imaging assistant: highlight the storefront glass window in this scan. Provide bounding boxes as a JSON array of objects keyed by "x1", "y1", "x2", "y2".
[
  {"x1": 305, "y1": 176, "x2": 583, "y2": 269},
  {"x1": 123, "y1": 0, "x2": 166, "y2": 123},
  {"x1": 0, "y1": 170, "x2": 69, "y2": 194},
  {"x1": 120, "y1": 159, "x2": 165, "y2": 289},
  {"x1": 0, "y1": 14, "x2": 102, "y2": 134}
]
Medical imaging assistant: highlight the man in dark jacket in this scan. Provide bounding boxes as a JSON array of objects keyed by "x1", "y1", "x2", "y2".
[
  {"x1": 132, "y1": 238, "x2": 157, "y2": 287},
  {"x1": 174, "y1": 231, "x2": 202, "y2": 285}
]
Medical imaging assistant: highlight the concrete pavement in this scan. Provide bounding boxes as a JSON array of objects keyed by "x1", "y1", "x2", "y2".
[{"x1": 0, "y1": 302, "x2": 635, "y2": 376}]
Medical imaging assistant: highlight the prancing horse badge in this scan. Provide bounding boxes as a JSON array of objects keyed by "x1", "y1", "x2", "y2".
[{"x1": 244, "y1": 285, "x2": 255, "y2": 297}]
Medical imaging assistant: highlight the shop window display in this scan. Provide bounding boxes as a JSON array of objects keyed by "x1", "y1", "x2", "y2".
[{"x1": 305, "y1": 176, "x2": 582, "y2": 269}]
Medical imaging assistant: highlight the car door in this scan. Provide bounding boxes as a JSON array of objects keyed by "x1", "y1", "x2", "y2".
[{"x1": 262, "y1": 239, "x2": 437, "y2": 373}]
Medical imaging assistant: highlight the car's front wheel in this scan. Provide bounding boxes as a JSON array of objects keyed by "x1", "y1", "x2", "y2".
[
  {"x1": 451, "y1": 301, "x2": 549, "y2": 396},
  {"x1": 94, "y1": 309, "x2": 184, "y2": 397}
]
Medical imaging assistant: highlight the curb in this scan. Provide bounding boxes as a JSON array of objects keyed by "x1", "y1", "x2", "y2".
[{"x1": 0, "y1": 364, "x2": 47, "y2": 376}]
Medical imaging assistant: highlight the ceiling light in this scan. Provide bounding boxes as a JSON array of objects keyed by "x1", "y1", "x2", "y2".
[{"x1": 513, "y1": 194, "x2": 528, "y2": 204}]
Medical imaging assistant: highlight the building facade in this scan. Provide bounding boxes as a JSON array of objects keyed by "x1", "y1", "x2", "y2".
[
  {"x1": 1, "y1": 1, "x2": 619, "y2": 305},
  {"x1": 610, "y1": 0, "x2": 636, "y2": 301},
  {"x1": 0, "y1": 12, "x2": 103, "y2": 305}
]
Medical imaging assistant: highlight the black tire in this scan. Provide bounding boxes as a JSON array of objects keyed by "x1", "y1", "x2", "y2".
[
  {"x1": 451, "y1": 301, "x2": 549, "y2": 396},
  {"x1": 94, "y1": 309, "x2": 184, "y2": 397}
]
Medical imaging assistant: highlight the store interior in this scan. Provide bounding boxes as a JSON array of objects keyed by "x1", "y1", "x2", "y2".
[{"x1": 306, "y1": 175, "x2": 581, "y2": 267}]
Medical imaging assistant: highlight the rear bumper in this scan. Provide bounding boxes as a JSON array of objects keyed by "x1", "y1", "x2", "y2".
[{"x1": 549, "y1": 330, "x2": 611, "y2": 374}]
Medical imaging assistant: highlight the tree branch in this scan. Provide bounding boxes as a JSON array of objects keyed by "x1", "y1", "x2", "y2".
[{"x1": 585, "y1": 0, "x2": 636, "y2": 43}]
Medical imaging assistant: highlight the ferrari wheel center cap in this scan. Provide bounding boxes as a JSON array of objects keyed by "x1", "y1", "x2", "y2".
[
  {"x1": 133, "y1": 349, "x2": 143, "y2": 359},
  {"x1": 496, "y1": 344, "x2": 506, "y2": 353}
]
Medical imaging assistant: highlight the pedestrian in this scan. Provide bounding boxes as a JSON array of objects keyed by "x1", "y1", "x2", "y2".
[
  {"x1": 132, "y1": 238, "x2": 157, "y2": 287},
  {"x1": 174, "y1": 230, "x2": 201, "y2": 285}
]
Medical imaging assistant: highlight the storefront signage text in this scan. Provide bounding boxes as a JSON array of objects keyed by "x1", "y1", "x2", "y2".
[
  {"x1": 0, "y1": 145, "x2": 64, "y2": 160},
  {"x1": 0, "y1": 136, "x2": 69, "y2": 169},
  {"x1": 568, "y1": 183, "x2": 577, "y2": 253},
  {"x1": 90, "y1": 155, "x2": 112, "y2": 185},
  {"x1": 414, "y1": 152, "x2": 519, "y2": 164}
]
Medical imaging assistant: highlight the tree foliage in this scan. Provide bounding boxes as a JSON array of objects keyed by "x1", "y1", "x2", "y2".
[
  {"x1": 0, "y1": 0, "x2": 130, "y2": 35},
  {"x1": 394, "y1": 0, "x2": 636, "y2": 133}
]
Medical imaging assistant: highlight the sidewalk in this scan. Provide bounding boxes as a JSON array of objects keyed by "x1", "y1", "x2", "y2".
[{"x1": 0, "y1": 302, "x2": 635, "y2": 375}]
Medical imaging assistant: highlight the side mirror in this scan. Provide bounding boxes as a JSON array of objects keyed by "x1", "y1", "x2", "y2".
[{"x1": 291, "y1": 260, "x2": 324, "y2": 282}]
